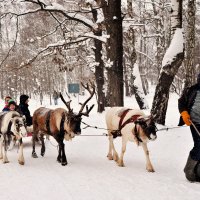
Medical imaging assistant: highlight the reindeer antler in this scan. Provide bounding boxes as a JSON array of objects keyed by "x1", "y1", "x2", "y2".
[
  {"x1": 78, "y1": 81, "x2": 95, "y2": 116},
  {"x1": 59, "y1": 93, "x2": 73, "y2": 113}
]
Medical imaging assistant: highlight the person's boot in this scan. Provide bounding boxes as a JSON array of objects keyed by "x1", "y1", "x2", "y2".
[
  {"x1": 194, "y1": 162, "x2": 200, "y2": 182},
  {"x1": 184, "y1": 154, "x2": 199, "y2": 182}
]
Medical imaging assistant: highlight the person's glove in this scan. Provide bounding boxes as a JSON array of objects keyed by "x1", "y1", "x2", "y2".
[{"x1": 181, "y1": 111, "x2": 192, "y2": 126}]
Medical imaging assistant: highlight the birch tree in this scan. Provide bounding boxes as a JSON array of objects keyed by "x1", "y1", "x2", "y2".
[
  {"x1": 184, "y1": 0, "x2": 196, "y2": 87},
  {"x1": 151, "y1": 0, "x2": 184, "y2": 125}
]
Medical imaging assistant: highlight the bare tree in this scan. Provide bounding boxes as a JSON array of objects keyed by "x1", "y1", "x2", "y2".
[{"x1": 100, "y1": 0, "x2": 124, "y2": 107}]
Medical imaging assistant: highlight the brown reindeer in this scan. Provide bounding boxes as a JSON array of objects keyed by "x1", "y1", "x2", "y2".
[{"x1": 32, "y1": 82, "x2": 95, "y2": 166}]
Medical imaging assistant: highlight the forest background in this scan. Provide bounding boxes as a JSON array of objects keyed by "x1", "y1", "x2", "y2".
[{"x1": 0, "y1": 0, "x2": 199, "y2": 125}]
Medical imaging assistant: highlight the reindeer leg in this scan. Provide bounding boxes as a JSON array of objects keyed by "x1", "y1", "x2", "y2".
[
  {"x1": 107, "y1": 132, "x2": 119, "y2": 161},
  {"x1": 60, "y1": 142, "x2": 67, "y2": 166},
  {"x1": 57, "y1": 143, "x2": 68, "y2": 166},
  {"x1": 2, "y1": 138, "x2": 9, "y2": 164},
  {"x1": 117, "y1": 136, "x2": 127, "y2": 167},
  {"x1": 57, "y1": 144, "x2": 62, "y2": 163},
  {"x1": 18, "y1": 138, "x2": 25, "y2": 165},
  {"x1": 55, "y1": 137, "x2": 67, "y2": 166},
  {"x1": 141, "y1": 142, "x2": 155, "y2": 172},
  {"x1": 32, "y1": 131, "x2": 38, "y2": 158},
  {"x1": 0, "y1": 136, "x2": 3, "y2": 159},
  {"x1": 107, "y1": 133, "x2": 113, "y2": 160},
  {"x1": 8, "y1": 135, "x2": 16, "y2": 151},
  {"x1": 40, "y1": 134, "x2": 45, "y2": 157},
  {"x1": 55, "y1": 136, "x2": 62, "y2": 163}
]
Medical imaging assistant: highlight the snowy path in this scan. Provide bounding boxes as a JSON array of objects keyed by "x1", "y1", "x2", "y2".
[{"x1": 0, "y1": 94, "x2": 200, "y2": 200}]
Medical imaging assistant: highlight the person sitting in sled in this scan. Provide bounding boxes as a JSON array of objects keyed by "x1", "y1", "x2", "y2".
[
  {"x1": 18, "y1": 94, "x2": 33, "y2": 137},
  {"x1": 178, "y1": 73, "x2": 200, "y2": 182},
  {"x1": 2, "y1": 96, "x2": 12, "y2": 111},
  {"x1": 18, "y1": 94, "x2": 32, "y2": 126},
  {"x1": 7, "y1": 99, "x2": 18, "y2": 111}
]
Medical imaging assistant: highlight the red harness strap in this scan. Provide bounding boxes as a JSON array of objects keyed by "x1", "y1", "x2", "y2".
[
  {"x1": 119, "y1": 109, "x2": 141, "y2": 131},
  {"x1": 118, "y1": 109, "x2": 131, "y2": 130}
]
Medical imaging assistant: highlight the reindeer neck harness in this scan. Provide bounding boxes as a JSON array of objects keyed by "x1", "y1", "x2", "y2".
[
  {"x1": 111, "y1": 109, "x2": 141, "y2": 141},
  {"x1": 46, "y1": 111, "x2": 51, "y2": 134},
  {"x1": 59, "y1": 113, "x2": 66, "y2": 137},
  {"x1": 46, "y1": 111, "x2": 66, "y2": 137}
]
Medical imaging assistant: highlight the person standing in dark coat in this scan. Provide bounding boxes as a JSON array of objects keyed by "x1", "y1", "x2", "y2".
[
  {"x1": 18, "y1": 94, "x2": 32, "y2": 126},
  {"x1": 53, "y1": 90, "x2": 59, "y2": 105},
  {"x1": 178, "y1": 73, "x2": 200, "y2": 182}
]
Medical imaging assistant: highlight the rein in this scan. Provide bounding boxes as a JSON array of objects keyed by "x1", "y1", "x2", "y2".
[
  {"x1": 46, "y1": 110, "x2": 51, "y2": 134},
  {"x1": 81, "y1": 121, "x2": 190, "y2": 137},
  {"x1": 60, "y1": 112, "x2": 66, "y2": 137},
  {"x1": 157, "y1": 126, "x2": 188, "y2": 132},
  {"x1": 82, "y1": 121, "x2": 111, "y2": 131},
  {"x1": 46, "y1": 110, "x2": 66, "y2": 137},
  {"x1": 189, "y1": 120, "x2": 200, "y2": 137},
  {"x1": 134, "y1": 124, "x2": 143, "y2": 142},
  {"x1": 112, "y1": 109, "x2": 141, "y2": 139}
]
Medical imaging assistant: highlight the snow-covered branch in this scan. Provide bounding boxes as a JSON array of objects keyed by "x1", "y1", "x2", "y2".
[
  {"x1": 0, "y1": 16, "x2": 19, "y2": 69},
  {"x1": 10, "y1": 37, "x2": 89, "y2": 71}
]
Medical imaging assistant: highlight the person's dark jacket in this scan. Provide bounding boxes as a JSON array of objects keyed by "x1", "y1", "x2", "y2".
[
  {"x1": 18, "y1": 94, "x2": 32, "y2": 126},
  {"x1": 178, "y1": 84, "x2": 200, "y2": 126}
]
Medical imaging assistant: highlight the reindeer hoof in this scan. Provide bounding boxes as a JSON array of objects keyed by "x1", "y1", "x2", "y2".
[
  {"x1": 19, "y1": 160, "x2": 25, "y2": 165},
  {"x1": 146, "y1": 164, "x2": 155, "y2": 172},
  {"x1": 147, "y1": 168, "x2": 155, "y2": 172},
  {"x1": 117, "y1": 160, "x2": 125, "y2": 167},
  {"x1": 3, "y1": 160, "x2": 9, "y2": 164},
  {"x1": 41, "y1": 153, "x2": 45, "y2": 157},
  {"x1": 113, "y1": 154, "x2": 119, "y2": 162},
  {"x1": 61, "y1": 161, "x2": 68, "y2": 166},
  {"x1": 107, "y1": 154, "x2": 113, "y2": 160},
  {"x1": 32, "y1": 152, "x2": 38, "y2": 158}
]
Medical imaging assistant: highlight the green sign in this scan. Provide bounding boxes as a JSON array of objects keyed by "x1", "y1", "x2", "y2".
[{"x1": 68, "y1": 83, "x2": 80, "y2": 93}]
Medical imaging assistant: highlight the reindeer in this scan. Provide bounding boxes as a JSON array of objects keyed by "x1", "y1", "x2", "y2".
[
  {"x1": 0, "y1": 111, "x2": 27, "y2": 165},
  {"x1": 105, "y1": 107, "x2": 157, "y2": 172},
  {"x1": 32, "y1": 82, "x2": 95, "y2": 166}
]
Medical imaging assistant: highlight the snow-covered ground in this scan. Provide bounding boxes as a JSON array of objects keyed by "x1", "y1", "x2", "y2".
[{"x1": 0, "y1": 89, "x2": 199, "y2": 200}]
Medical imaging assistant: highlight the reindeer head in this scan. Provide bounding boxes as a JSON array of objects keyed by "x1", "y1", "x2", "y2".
[
  {"x1": 60, "y1": 82, "x2": 95, "y2": 138},
  {"x1": 135, "y1": 116, "x2": 157, "y2": 142},
  {"x1": 10, "y1": 115, "x2": 27, "y2": 139},
  {"x1": 61, "y1": 112, "x2": 82, "y2": 141}
]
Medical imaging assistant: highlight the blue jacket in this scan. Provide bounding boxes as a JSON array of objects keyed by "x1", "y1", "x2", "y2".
[{"x1": 2, "y1": 106, "x2": 10, "y2": 112}]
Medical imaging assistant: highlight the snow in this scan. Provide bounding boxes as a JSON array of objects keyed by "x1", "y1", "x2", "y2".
[
  {"x1": 162, "y1": 28, "x2": 184, "y2": 67},
  {"x1": 0, "y1": 88, "x2": 200, "y2": 200}
]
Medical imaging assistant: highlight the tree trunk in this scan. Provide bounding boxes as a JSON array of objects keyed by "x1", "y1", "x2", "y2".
[
  {"x1": 91, "y1": 7, "x2": 106, "y2": 113},
  {"x1": 151, "y1": 0, "x2": 184, "y2": 125},
  {"x1": 185, "y1": 0, "x2": 196, "y2": 88},
  {"x1": 101, "y1": 0, "x2": 124, "y2": 107}
]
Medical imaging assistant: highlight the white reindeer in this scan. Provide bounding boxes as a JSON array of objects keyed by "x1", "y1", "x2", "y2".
[
  {"x1": 0, "y1": 111, "x2": 27, "y2": 165},
  {"x1": 105, "y1": 107, "x2": 157, "y2": 172}
]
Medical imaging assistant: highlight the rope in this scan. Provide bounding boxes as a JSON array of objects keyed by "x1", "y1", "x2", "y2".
[
  {"x1": 190, "y1": 120, "x2": 200, "y2": 137},
  {"x1": 82, "y1": 121, "x2": 188, "y2": 133},
  {"x1": 77, "y1": 133, "x2": 108, "y2": 136},
  {"x1": 81, "y1": 121, "x2": 111, "y2": 131},
  {"x1": 157, "y1": 126, "x2": 186, "y2": 132}
]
